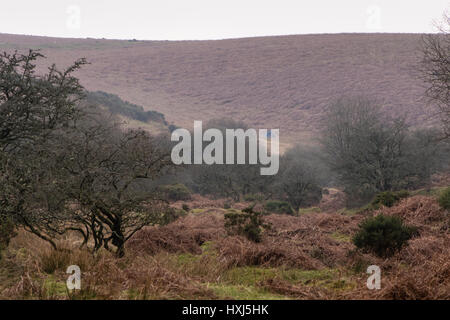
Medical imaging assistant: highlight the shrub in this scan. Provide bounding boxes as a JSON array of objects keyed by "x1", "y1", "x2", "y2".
[
  {"x1": 438, "y1": 187, "x2": 450, "y2": 210},
  {"x1": 182, "y1": 204, "x2": 190, "y2": 212},
  {"x1": 224, "y1": 207, "x2": 271, "y2": 243},
  {"x1": 159, "y1": 184, "x2": 192, "y2": 201},
  {"x1": 371, "y1": 190, "x2": 409, "y2": 209},
  {"x1": 223, "y1": 202, "x2": 231, "y2": 209},
  {"x1": 353, "y1": 214, "x2": 417, "y2": 257},
  {"x1": 264, "y1": 200, "x2": 293, "y2": 215}
]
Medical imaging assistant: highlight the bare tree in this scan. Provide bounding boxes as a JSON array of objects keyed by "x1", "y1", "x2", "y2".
[
  {"x1": 421, "y1": 13, "x2": 450, "y2": 139},
  {"x1": 189, "y1": 118, "x2": 274, "y2": 201},
  {"x1": 56, "y1": 115, "x2": 177, "y2": 256},
  {"x1": 321, "y1": 97, "x2": 444, "y2": 206},
  {"x1": 273, "y1": 146, "x2": 324, "y2": 210}
]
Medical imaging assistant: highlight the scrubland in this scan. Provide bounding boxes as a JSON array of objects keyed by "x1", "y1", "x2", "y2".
[{"x1": 1, "y1": 191, "x2": 448, "y2": 300}]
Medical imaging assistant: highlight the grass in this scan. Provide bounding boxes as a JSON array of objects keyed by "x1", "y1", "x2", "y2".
[
  {"x1": 0, "y1": 254, "x2": 23, "y2": 293},
  {"x1": 1, "y1": 192, "x2": 447, "y2": 299},
  {"x1": 298, "y1": 207, "x2": 321, "y2": 215},
  {"x1": 208, "y1": 283, "x2": 288, "y2": 300},
  {"x1": 337, "y1": 205, "x2": 372, "y2": 216},
  {"x1": 330, "y1": 232, "x2": 352, "y2": 243},
  {"x1": 222, "y1": 266, "x2": 277, "y2": 286},
  {"x1": 220, "y1": 266, "x2": 354, "y2": 293},
  {"x1": 1, "y1": 225, "x2": 360, "y2": 300},
  {"x1": 411, "y1": 186, "x2": 448, "y2": 197},
  {"x1": 42, "y1": 275, "x2": 68, "y2": 298},
  {"x1": 149, "y1": 241, "x2": 357, "y2": 299},
  {"x1": 191, "y1": 208, "x2": 207, "y2": 214}
]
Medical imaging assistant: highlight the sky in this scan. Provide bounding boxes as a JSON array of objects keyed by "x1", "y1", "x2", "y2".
[{"x1": 0, "y1": 0, "x2": 448, "y2": 40}]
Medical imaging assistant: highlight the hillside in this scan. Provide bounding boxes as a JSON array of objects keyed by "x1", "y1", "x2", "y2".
[
  {"x1": 84, "y1": 91, "x2": 170, "y2": 135},
  {"x1": 0, "y1": 33, "x2": 432, "y2": 144}
]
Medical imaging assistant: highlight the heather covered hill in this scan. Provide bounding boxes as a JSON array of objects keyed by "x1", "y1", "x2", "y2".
[{"x1": 0, "y1": 33, "x2": 430, "y2": 143}]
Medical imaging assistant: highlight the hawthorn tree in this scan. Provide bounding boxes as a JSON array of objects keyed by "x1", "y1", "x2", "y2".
[
  {"x1": 0, "y1": 50, "x2": 179, "y2": 256},
  {"x1": 0, "y1": 50, "x2": 86, "y2": 248},
  {"x1": 56, "y1": 114, "x2": 177, "y2": 256}
]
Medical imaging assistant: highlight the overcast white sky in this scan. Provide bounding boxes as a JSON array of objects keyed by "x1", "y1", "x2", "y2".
[{"x1": 0, "y1": 0, "x2": 448, "y2": 40}]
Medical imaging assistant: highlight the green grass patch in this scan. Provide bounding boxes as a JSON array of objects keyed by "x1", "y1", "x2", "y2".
[
  {"x1": 298, "y1": 207, "x2": 321, "y2": 215},
  {"x1": 200, "y1": 241, "x2": 215, "y2": 254},
  {"x1": 217, "y1": 266, "x2": 355, "y2": 297},
  {"x1": 42, "y1": 275, "x2": 68, "y2": 298},
  {"x1": 175, "y1": 253, "x2": 201, "y2": 267},
  {"x1": 208, "y1": 283, "x2": 289, "y2": 300},
  {"x1": 191, "y1": 208, "x2": 207, "y2": 214},
  {"x1": 222, "y1": 267, "x2": 277, "y2": 286},
  {"x1": 330, "y1": 232, "x2": 352, "y2": 243},
  {"x1": 411, "y1": 186, "x2": 447, "y2": 197},
  {"x1": 338, "y1": 204, "x2": 372, "y2": 216},
  {"x1": 283, "y1": 269, "x2": 355, "y2": 291}
]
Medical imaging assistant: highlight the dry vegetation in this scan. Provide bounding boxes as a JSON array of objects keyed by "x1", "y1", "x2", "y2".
[
  {"x1": 0, "y1": 31, "x2": 448, "y2": 301},
  {"x1": 1, "y1": 193, "x2": 448, "y2": 300},
  {"x1": 0, "y1": 33, "x2": 433, "y2": 145}
]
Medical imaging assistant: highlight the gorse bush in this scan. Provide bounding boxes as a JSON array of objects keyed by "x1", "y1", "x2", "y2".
[
  {"x1": 353, "y1": 214, "x2": 417, "y2": 257},
  {"x1": 159, "y1": 184, "x2": 192, "y2": 201},
  {"x1": 224, "y1": 207, "x2": 271, "y2": 243},
  {"x1": 438, "y1": 187, "x2": 450, "y2": 210},
  {"x1": 371, "y1": 190, "x2": 409, "y2": 209},
  {"x1": 264, "y1": 201, "x2": 294, "y2": 215}
]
